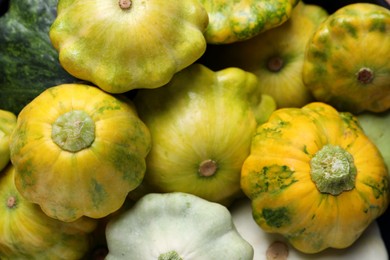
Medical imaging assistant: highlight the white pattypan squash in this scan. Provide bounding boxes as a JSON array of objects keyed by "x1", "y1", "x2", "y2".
[{"x1": 105, "y1": 192, "x2": 254, "y2": 260}]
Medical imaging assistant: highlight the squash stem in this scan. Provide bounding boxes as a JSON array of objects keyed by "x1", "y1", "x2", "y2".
[
  {"x1": 266, "y1": 241, "x2": 289, "y2": 260},
  {"x1": 119, "y1": 0, "x2": 132, "y2": 9},
  {"x1": 198, "y1": 159, "x2": 218, "y2": 177},
  {"x1": 357, "y1": 67, "x2": 374, "y2": 84},
  {"x1": 310, "y1": 144, "x2": 357, "y2": 195},
  {"x1": 6, "y1": 196, "x2": 17, "y2": 209},
  {"x1": 158, "y1": 250, "x2": 183, "y2": 260},
  {"x1": 51, "y1": 110, "x2": 95, "y2": 153},
  {"x1": 267, "y1": 56, "x2": 284, "y2": 72}
]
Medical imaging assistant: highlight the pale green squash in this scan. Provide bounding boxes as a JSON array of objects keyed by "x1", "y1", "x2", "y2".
[
  {"x1": 134, "y1": 63, "x2": 276, "y2": 206},
  {"x1": 105, "y1": 192, "x2": 254, "y2": 260}
]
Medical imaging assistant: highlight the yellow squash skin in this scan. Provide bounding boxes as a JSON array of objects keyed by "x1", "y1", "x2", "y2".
[
  {"x1": 134, "y1": 63, "x2": 275, "y2": 206},
  {"x1": 198, "y1": 0, "x2": 300, "y2": 44},
  {"x1": 9, "y1": 84, "x2": 151, "y2": 222},
  {"x1": 50, "y1": 0, "x2": 208, "y2": 94},
  {"x1": 241, "y1": 102, "x2": 389, "y2": 253},
  {"x1": 0, "y1": 165, "x2": 97, "y2": 259},
  {"x1": 0, "y1": 110, "x2": 16, "y2": 172},
  {"x1": 302, "y1": 3, "x2": 390, "y2": 114},
  {"x1": 203, "y1": 2, "x2": 328, "y2": 108}
]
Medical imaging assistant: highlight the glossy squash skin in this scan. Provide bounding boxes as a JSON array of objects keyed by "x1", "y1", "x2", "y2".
[
  {"x1": 302, "y1": 3, "x2": 390, "y2": 114},
  {"x1": 204, "y1": 2, "x2": 328, "y2": 108},
  {"x1": 0, "y1": 165, "x2": 97, "y2": 260},
  {"x1": 9, "y1": 84, "x2": 151, "y2": 222},
  {"x1": 198, "y1": 0, "x2": 300, "y2": 44},
  {"x1": 134, "y1": 64, "x2": 276, "y2": 206},
  {"x1": 50, "y1": 0, "x2": 209, "y2": 93},
  {"x1": 0, "y1": 110, "x2": 16, "y2": 171},
  {"x1": 241, "y1": 102, "x2": 390, "y2": 253}
]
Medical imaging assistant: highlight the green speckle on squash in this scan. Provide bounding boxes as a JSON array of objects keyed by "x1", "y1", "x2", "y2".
[
  {"x1": 94, "y1": 99, "x2": 122, "y2": 115},
  {"x1": 249, "y1": 164, "x2": 297, "y2": 199},
  {"x1": 364, "y1": 177, "x2": 389, "y2": 200},
  {"x1": 262, "y1": 207, "x2": 291, "y2": 228},
  {"x1": 369, "y1": 17, "x2": 386, "y2": 32},
  {"x1": 90, "y1": 178, "x2": 107, "y2": 209}
]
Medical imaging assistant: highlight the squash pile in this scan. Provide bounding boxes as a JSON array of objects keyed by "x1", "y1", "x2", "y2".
[{"x1": 0, "y1": 0, "x2": 389, "y2": 259}]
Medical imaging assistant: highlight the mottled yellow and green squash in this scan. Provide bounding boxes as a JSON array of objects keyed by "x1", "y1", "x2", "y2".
[
  {"x1": 50, "y1": 0, "x2": 209, "y2": 93},
  {"x1": 303, "y1": 3, "x2": 390, "y2": 113},
  {"x1": 9, "y1": 84, "x2": 151, "y2": 222},
  {"x1": 198, "y1": 0, "x2": 300, "y2": 44},
  {"x1": 241, "y1": 102, "x2": 389, "y2": 253}
]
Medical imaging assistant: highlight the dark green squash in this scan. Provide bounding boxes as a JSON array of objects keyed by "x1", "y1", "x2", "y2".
[{"x1": 0, "y1": 0, "x2": 79, "y2": 115}]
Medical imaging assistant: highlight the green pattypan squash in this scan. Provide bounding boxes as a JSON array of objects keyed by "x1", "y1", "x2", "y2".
[
  {"x1": 50, "y1": 0, "x2": 209, "y2": 93},
  {"x1": 0, "y1": 110, "x2": 16, "y2": 172},
  {"x1": 0, "y1": 165, "x2": 97, "y2": 260},
  {"x1": 198, "y1": 0, "x2": 300, "y2": 44},
  {"x1": 105, "y1": 192, "x2": 254, "y2": 260},
  {"x1": 134, "y1": 63, "x2": 276, "y2": 205}
]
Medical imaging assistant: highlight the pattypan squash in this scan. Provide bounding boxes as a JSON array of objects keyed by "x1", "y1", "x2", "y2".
[
  {"x1": 0, "y1": 165, "x2": 97, "y2": 260},
  {"x1": 9, "y1": 83, "x2": 151, "y2": 222},
  {"x1": 302, "y1": 3, "x2": 390, "y2": 114},
  {"x1": 198, "y1": 0, "x2": 300, "y2": 44},
  {"x1": 50, "y1": 0, "x2": 209, "y2": 93},
  {"x1": 134, "y1": 63, "x2": 276, "y2": 206},
  {"x1": 203, "y1": 1, "x2": 328, "y2": 108},
  {"x1": 358, "y1": 110, "x2": 390, "y2": 170},
  {"x1": 105, "y1": 192, "x2": 254, "y2": 260},
  {"x1": 240, "y1": 102, "x2": 390, "y2": 253},
  {"x1": 230, "y1": 198, "x2": 389, "y2": 260},
  {"x1": 0, "y1": 109, "x2": 16, "y2": 172}
]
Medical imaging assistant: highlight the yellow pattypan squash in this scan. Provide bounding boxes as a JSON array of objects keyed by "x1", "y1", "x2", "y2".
[
  {"x1": 9, "y1": 84, "x2": 151, "y2": 222},
  {"x1": 241, "y1": 102, "x2": 389, "y2": 253},
  {"x1": 50, "y1": 0, "x2": 209, "y2": 93},
  {"x1": 0, "y1": 165, "x2": 97, "y2": 259},
  {"x1": 0, "y1": 109, "x2": 16, "y2": 172},
  {"x1": 303, "y1": 3, "x2": 390, "y2": 113},
  {"x1": 202, "y1": 2, "x2": 328, "y2": 108},
  {"x1": 134, "y1": 63, "x2": 276, "y2": 206}
]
